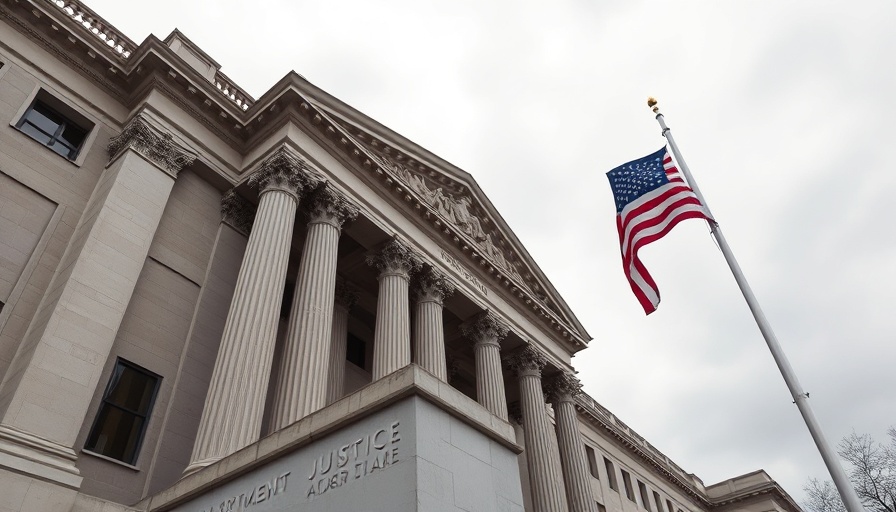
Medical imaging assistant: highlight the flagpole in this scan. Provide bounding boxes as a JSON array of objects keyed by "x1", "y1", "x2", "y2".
[{"x1": 647, "y1": 97, "x2": 865, "y2": 512}]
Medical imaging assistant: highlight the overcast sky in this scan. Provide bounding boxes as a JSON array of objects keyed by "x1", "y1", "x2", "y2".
[{"x1": 83, "y1": 0, "x2": 895, "y2": 504}]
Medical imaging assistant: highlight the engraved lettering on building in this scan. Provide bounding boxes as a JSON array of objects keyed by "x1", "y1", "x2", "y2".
[{"x1": 440, "y1": 250, "x2": 487, "y2": 296}]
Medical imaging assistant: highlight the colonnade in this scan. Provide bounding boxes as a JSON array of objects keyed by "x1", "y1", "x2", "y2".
[{"x1": 184, "y1": 147, "x2": 597, "y2": 511}]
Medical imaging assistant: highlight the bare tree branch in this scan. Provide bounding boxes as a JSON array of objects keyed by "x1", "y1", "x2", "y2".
[{"x1": 804, "y1": 428, "x2": 896, "y2": 512}]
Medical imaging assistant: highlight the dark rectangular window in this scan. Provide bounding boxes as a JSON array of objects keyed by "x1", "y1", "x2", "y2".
[
  {"x1": 667, "y1": 499, "x2": 675, "y2": 512},
  {"x1": 16, "y1": 99, "x2": 89, "y2": 160},
  {"x1": 585, "y1": 445, "x2": 599, "y2": 478},
  {"x1": 85, "y1": 359, "x2": 160, "y2": 465},
  {"x1": 597, "y1": 502, "x2": 607, "y2": 512},
  {"x1": 621, "y1": 469, "x2": 635, "y2": 501},
  {"x1": 346, "y1": 332, "x2": 366, "y2": 369},
  {"x1": 604, "y1": 456, "x2": 618, "y2": 491},
  {"x1": 638, "y1": 480, "x2": 651, "y2": 510},
  {"x1": 654, "y1": 492, "x2": 664, "y2": 512}
]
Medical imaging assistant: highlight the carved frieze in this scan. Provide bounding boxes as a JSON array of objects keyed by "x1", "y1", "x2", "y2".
[
  {"x1": 107, "y1": 115, "x2": 195, "y2": 176},
  {"x1": 368, "y1": 153, "x2": 522, "y2": 282},
  {"x1": 366, "y1": 239, "x2": 422, "y2": 276},
  {"x1": 412, "y1": 266, "x2": 456, "y2": 304},
  {"x1": 249, "y1": 148, "x2": 318, "y2": 196},
  {"x1": 304, "y1": 185, "x2": 359, "y2": 227},
  {"x1": 461, "y1": 311, "x2": 510, "y2": 345},
  {"x1": 545, "y1": 372, "x2": 583, "y2": 403},
  {"x1": 220, "y1": 189, "x2": 256, "y2": 236}
]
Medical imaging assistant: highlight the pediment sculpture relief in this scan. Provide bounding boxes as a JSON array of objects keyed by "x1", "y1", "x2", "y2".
[{"x1": 373, "y1": 154, "x2": 522, "y2": 282}]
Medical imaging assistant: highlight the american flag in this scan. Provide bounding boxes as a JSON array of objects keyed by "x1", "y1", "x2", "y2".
[{"x1": 606, "y1": 147, "x2": 712, "y2": 314}]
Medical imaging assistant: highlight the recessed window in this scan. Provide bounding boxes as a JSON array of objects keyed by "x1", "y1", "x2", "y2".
[
  {"x1": 585, "y1": 445, "x2": 600, "y2": 479},
  {"x1": 346, "y1": 332, "x2": 366, "y2": 369},
  {"x1": 85, "y1": 359, "x2": 160, "y2": 465},
  {"x1": 596, "y1": 502, "x2": 607, "y2": 512},
  {"x1": 16, "y1": 98, "x2": 89, "y2": 160},
  {"x1": 638, "y1": 480, "x2": 651, "y2": 510},
  {"x1": 667, "y1": 499, "x2": 675, "y2": 512},
  {"x1": 654, "y1": 492, "x2": 664, "y2": 512},
  {"x1": 604, "y1": 456, "x2": 619, "y2": 491},
  {"x1": 621, "y1": 469, "x2": 635, "y2": 502}
]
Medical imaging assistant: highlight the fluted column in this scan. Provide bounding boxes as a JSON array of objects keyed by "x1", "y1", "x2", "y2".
[
  {"x1": 507, "y1": 346, "x2": 569, "y2": 512},
  {"x1": 272, "y1": 186, "x2": 358, "y2": 429},
  {"x1": 186, "y1": 149, "x2": 313, "y2": 474},
  {"x1": 327, "y1": 280, "x2": 358, "y2": 404},
  {"x1": 367, "y1": 239, "x2": 421, "y2": 380},
  {"x1": 413, "y1": 267, "x2": 455, "y2": 380},
  {"x1": 461, "y1": 311, "x2": 510, "y2": 420},
  {"x1": 548, "y1": 373, "x2": 597, "y2": 512}
]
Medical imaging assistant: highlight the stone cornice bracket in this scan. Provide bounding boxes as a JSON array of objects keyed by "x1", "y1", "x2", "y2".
[
  {"x1": 413, "y1": 265, "x2": 456, "y2": 304},
  {"x1": 304, "y1": 184, "x2": 359, "y2": 228},
  {"x1": 248, "y1": 147, "x2": 319, "y2": 199},
  {"x1": 545, "y1": 372, "x2": 583, "y2": 403},
  {"x1": 366, "y1": 238, "x2": 423, "y2": 277},
  {"x1": 460, "y1": 310, "x2": 510, "y2": 346},
  {"x1": 220, "y1": 189, "x2": 256, "y2": 236},
  {"x1": 107, "y1": 115, "x2": 196, "y2": 177},
  {"x1": 333, "y1": 278, "x2": 359, "y2": 310},
  {"x1": 505, "y1": 345, "x2": 548, "y2": 376}
]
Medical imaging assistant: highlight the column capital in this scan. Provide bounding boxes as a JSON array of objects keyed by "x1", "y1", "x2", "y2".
[
  {"x1": 334, "y1": 279, "x2": 359, "y2": 310},
  {"x1": 221, "y1": 189, "x2": 256, "y2": 236},
  {"x1": 505, "y1": 345, "x2": 548, "y2": 376},
  {"x1": 366, "y1": 238, "x2": 422, "y2": 277},
  {"x1": 107, "y1": 114, "x2": 196, "y2": 176},
  {"x1": 249, "y1": 147, "x2": 318, "y2": 198},
  {"x1": 413, "y1": 266, "x2": 455, "y2": 304},
  {"x1": 461, "y1": 311, "x2": 509, "y2": 346},
  {"x1": 546, "y1": 372, "x2": 583, "y2": 403},
  {"x1": 305, "y1": 184, "x2": 359, "y2": 227}
]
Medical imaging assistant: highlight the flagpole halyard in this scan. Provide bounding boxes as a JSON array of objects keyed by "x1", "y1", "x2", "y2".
[{"x1": 647, "y1": 98, "x2": 866, "y2": 512}]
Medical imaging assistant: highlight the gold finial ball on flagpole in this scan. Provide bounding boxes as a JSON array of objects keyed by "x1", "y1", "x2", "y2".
[{"x1": 647, "y1": 97, "x2": 660, "y2": 113}]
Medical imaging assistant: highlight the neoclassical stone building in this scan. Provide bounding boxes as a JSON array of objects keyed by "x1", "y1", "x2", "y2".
[{"x1": 0, "y1": 1, "x2": 803, "y2": 511}]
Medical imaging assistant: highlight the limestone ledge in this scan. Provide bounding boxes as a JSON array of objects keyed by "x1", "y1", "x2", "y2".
[{"x1": 136, "y1": 364, "x2": 520, "y2": 512}]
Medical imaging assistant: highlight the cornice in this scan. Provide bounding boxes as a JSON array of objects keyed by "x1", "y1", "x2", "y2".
[
  {"x1": 707, "y1": 481, "x2": 802, "y2": 512},
  {"x1": 297, "y1": 102, "x2": 590, "y2": 351},
  {"x1": 574, "y1": 393, "x2": 712, "y2": 508},
  {"x1": 0, "y1": 1, "x2": 128, "y2": 100}
]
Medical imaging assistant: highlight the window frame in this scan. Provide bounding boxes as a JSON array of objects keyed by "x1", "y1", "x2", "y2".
[
  {"x1": 10, "y1": 87, "x2": 98, "y2": 167},
  {"x1": 16, "y1": 100, "x2": 87, "y2": 160},
  {"x1": 621, "y1": 469, "x2": 635, "y2": 502},
  {"x1": 604, "y1": 456, "x2": 619, "y2": 491},
  {"x1": 638, "y1": 480, "x2": 651, "y2": 510},
  {"x1": 654, "y1": 491, "x2": 665, "y2": 512},
  {"x1": 84, "y1": 358, "x2": 161, "y2": 466},
  {"x1": 585, "y1": 445, "x2": 600, "y2": 479}
]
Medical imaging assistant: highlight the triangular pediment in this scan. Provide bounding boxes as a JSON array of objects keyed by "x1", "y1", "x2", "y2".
[{"x1": 301, "y1": 102, "x2": 591, "y2": 348}]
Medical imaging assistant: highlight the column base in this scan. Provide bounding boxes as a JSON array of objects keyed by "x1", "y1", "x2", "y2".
[
  {"x1": 182, "y1": 457, "x2": 221, "y2": 478},
  {"x1": 0, "y1": 424, "x2": 82, "y2": 489}
]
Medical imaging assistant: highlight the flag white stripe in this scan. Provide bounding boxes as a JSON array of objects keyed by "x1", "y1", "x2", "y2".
[
  {"x1": 620, "y1": 186, "x2": 704, "y2": 253},
  {"x1": 623, "y1": 202, "x2": 710, "y2": 261},
  {"x1": 627, "y1": 259, "x2": 660, "y2": 307},
  {"x1": 618, "y1": 182, "x2": 690, "y2": 227}
]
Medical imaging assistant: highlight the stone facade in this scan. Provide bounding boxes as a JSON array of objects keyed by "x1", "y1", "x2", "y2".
[{"x1": 0, "y1": 1, "x2": 802, "y2": 512}]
